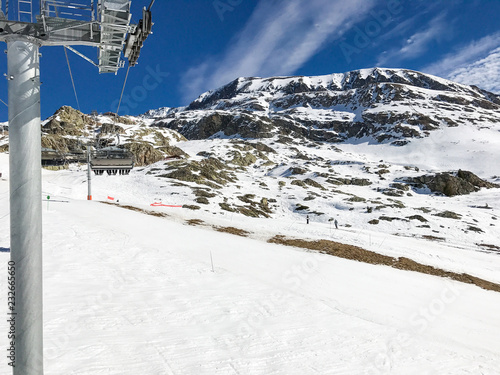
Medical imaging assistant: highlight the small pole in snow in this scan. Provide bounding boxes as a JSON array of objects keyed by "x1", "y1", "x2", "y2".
[
  {"x1": 210, "y1": 250, "x2": 215, "y2": 273},
  {"x1": 47, "y1": 195, "x2": 50, "y2": 211}
]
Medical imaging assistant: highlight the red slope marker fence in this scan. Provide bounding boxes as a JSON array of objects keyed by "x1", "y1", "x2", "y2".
[{"x1": 150, "y1": 202, "x2": 183, "y2": 208}]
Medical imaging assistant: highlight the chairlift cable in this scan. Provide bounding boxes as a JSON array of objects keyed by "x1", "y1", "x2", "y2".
[
  {"x1": 54, "y1": 5, "x2": 81, "y2": 112},
  {"x1": 0, "y1": 98, "x2": 7, "y2": 107},
  {"x1": 63, "y1": 46, "x2": 81, "y2": 111},
  {"x1": 116, "y1": 64, "x2": 131, "y2": 114}
]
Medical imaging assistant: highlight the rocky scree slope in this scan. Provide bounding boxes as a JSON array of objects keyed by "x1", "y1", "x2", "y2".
[{"x1": 37, "y1": 106, "x2": 187, "y2": 166}]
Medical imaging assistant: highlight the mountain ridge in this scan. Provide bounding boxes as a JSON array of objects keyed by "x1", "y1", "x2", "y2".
[
  {"x1": 144, "y1": 67, "x2": 500, "y2": 145},
  {"x1": 187, "y1": 67, "x2": 494, "y2": 110}
]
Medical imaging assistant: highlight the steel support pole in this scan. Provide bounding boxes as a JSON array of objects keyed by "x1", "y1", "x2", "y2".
[{"x1": 8, "y1": 38, "x2": 44, "y2": 375}]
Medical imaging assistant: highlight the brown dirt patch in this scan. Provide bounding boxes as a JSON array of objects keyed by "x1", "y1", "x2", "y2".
[
  {"x1": 101, "y1": 202, "x2": 168, "y2": 218},
  {"x1": 268, "y1": 235, "x2": 500, "y2": 293},
  {"x1": 187, "y1": 219, "x2": 205, "y2": 226},
  {"x1": 214, "y1": 226, "x2": 250, "y2": 237},
  {"x1": 422, "y1": 235, "x2": 445, "y2": 242}
]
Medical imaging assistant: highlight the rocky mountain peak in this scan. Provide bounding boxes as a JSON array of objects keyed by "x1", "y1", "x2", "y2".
[{"x1": 187, "y1": 68, "x2": 490, "y2": 111}]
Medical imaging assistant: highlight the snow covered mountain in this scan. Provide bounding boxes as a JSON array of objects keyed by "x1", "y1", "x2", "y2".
[{"x1": 145, "y1": 68, "x2": 500, "y2": 145}]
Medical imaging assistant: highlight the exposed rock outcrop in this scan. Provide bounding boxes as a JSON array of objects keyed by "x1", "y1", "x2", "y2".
[
  {"x1": 404, "y1": 170, "x2": 499, "y2": 196},
  {"x1": 43, "y1": 106, "x2": 92, "y2": 136},
  {"x1": 124, "y1": 142, "x2": 164, "y2": 166}
]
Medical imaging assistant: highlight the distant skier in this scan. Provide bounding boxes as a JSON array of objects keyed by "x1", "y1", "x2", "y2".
[
  {"x1": 334, "y1": 219, "x2": 338, "y2": 229},
  {"x1": 306, "y1": 215, "x2": 310, "y2": 224}
]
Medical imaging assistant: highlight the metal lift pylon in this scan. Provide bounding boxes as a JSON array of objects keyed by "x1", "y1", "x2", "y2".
[{"x1": 0, "y1": 1, "x2": 153, "y2": 373}]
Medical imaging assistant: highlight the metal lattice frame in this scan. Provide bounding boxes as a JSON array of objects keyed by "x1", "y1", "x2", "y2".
[
  {"x1": 97, "y1": 0, "x2": 131, "y2": 73},
  {"x1": 41, "y1": 0, "x2": 95, "y2": 21},
  {"x1": 17, "y1": 0, "x2": 32, "y2": 21},
  {"x1": 1, "y1": 0, "x2": 133, "y2": 73}
]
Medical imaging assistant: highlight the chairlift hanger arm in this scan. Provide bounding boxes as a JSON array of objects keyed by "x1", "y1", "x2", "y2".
[{"x1": 123, "y1": 2, "x2": 153, "y2": 66}]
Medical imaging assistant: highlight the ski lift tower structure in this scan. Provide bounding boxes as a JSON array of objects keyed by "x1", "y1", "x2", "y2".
[{"x1": 0, "y1": 1, "x2": 153, "y2": 373}]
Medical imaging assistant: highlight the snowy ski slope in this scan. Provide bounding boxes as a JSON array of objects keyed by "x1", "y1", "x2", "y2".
[{"x1": 1, "y1": 154, "x2": 500, "y2": 374}]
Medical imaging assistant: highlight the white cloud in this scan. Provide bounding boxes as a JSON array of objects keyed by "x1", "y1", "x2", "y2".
[
  {"x1": 180, "y1": 0, "x2": 376, "y2": 103},
  {"x1": 377, "y1": 14, "x2": 446, "y2": 66},
  {"x1": 422, "y1": 32, "x2": 500, "y2": 93},
  {"x1": 446, "y1": 47, "x2": 500, "y2": 94}
]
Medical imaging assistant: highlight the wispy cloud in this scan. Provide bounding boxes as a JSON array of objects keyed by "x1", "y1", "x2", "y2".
[
  {"x1": 423, "y1": 32, "x2": 500, "y2": 77},
  {"x1": 376, "y1": 14, "x2": 447, "y2": 66},
  {"x1": 445, "y1": 47, "x2": 500, "y2": 94},
  {"x1": 422, "y1": 32, "x2": 500, "y2": 94},
  {"x1": 180, "y1": 0, "x2": 376, "y2": 103}
]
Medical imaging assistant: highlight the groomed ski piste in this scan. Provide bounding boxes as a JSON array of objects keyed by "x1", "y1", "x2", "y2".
[{"x1": 0, "y1": 148, "x2": 500, "y2": 374}]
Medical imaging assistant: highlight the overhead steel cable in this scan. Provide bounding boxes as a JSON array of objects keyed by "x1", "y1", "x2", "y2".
[
  {"x1": 116, "y1": 64, "x2": 131, "y2": 114},
  {"x1": 54, "y1": 5, "x2": 81, "y2": 111},
  {"x1": 63, "y1": 46, "x2": 81, "y2": 111}
]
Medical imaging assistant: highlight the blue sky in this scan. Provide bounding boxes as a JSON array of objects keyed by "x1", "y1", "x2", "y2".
[{"x1": 1, "y1": 0, "x2": 500, "y2": 121}]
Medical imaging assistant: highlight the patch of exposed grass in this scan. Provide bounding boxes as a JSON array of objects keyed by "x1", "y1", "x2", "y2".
[
  {"x1": 101, "y1": 202, "x2": 169, "y2": 218},
  {"x1": 214, "y1": 226, "x2": 250, "y2": 237},
  {"x1": 195, "y1": 197, "x2": 210, "y2": 205},
  {"x1": 268, "y1": 235, "x2": 500, "y2": 293},
  {"x1": 407, "y1": 215, "x2": 428, "y2": 222},
  {"x1": 379, "y1": 216, "x2": 409, "y2": 222},
  {"x1": 434, "y1": 211, "x2": 462, "y2": 219},
  {"x1": 183, "y1": 205, "x2": 201, "y2": 210},
  {"x1": 186, "y1": 219, "x2": 205, "y2": 226},
  {"x1": 192, "y1": 188, "x2": 216, "y2": 198},
  {"x1": 219, "y1": 202, "x2": 236, "y2": 212},
  {"x1": 346, "y1": 196, "x2": 367, "y2": 203},
  {"x1": 237, "y1": 205, "x2": 271, "y2": 218},
  {"x1": 422, "y1": 235, "x2": 445, "y2": 241},
  {"x1": 415, "y1": 207, "x2": 432, "y2": 213}
]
